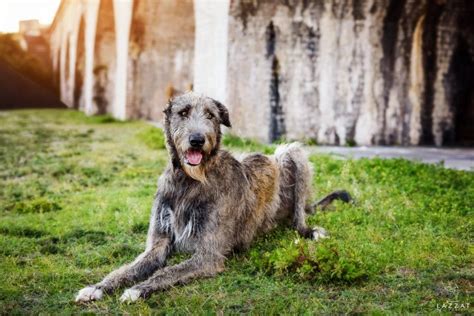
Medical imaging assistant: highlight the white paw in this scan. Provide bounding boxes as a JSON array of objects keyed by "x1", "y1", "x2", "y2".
[
  {"x1": 75, "y1": 286, "x2": 103, "y2": 302},
  {"x1": 120, "y1": 288, "x2": 142, "y2": 303},
  {"x1": 312, "y1": 226, "x2": 329, "y2": 241}
]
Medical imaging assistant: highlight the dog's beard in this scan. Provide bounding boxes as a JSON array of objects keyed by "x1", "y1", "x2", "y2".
[
  {"x1": 182, "y1": 163, "x2": 207, "y2": 183},
  {"x1": 174, "y1": 136, "x2": 217, "y2": 183},
  {"x1": 178, "y1": 147, "x2": 209, "y2": 183}
]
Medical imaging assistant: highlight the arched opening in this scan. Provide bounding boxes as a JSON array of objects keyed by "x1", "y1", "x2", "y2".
[
  {"x1": 450, "y1": 37, "x2": 474, "y2": 146},
  {"x1": 64, "y1": 38, "x2": 70, "y2": 82},
  {"x1": 53, "y1": 49, "x2": 60, "y2": 94},
  {"x1": 74, "y1": 15, "x2": 86, "y2": 109},
  {"x1": 93, "y1": 0, "x2": 116, "y2": 115}
]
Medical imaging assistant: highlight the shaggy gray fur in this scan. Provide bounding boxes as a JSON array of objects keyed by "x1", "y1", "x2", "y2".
[{"x1": 75, "y1": 92, "x2": 351, "y2": 303}]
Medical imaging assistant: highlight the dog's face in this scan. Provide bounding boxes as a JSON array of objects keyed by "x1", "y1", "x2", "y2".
[{"x1": 163, "y1": 92, "x2": 231, "y2": 178}]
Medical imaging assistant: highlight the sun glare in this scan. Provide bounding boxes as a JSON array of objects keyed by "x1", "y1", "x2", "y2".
[{"x1": 0, "y1": 0, "x2": 61, "y2": 33}]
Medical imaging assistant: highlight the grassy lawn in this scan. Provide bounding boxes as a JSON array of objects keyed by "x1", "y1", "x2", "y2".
[{"x1": 0, "y1": 109, "x2": 472, "y2": 314}]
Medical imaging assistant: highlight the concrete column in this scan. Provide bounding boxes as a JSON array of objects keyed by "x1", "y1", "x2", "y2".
[
  {"x1": 408, "y1": 15, "x2": 425, "y2": 145},
  {"x1": 83, "y1": 0, "x2": 100, "y2": 116},
  {"x1": 113, "y1": 0, "x2": 133, "y2": 120},
  {"x1": 193, "y1": 0, "x2": 230, "y2": 103},
  {"x1": 66, "y1": 7, "x2": 82, "y2": 106}
]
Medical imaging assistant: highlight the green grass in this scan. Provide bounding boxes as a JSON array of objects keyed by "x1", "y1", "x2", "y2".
[{"x1": 0, "y1": 109, "x2": 472, "y2": 314}]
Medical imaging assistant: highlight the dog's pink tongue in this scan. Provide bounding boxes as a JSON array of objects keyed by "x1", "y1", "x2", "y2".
[{"x1": 186, "y1": 150, "x2": 203, "y2": 165}]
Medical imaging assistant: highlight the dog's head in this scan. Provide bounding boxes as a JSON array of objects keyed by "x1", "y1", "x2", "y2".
[{"x1": 163, "y1": 92, "x2": 231, "y2": 181}]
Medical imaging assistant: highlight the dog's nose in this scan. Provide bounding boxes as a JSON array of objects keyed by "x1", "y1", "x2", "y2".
[{"x1": 189, "y1": 133, "x2": 205, "y2": 148}]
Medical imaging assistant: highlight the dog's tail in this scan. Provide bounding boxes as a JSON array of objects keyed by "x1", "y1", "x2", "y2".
[{"x1": 306, "y1": 190, "x2": 353, "y2": 214}]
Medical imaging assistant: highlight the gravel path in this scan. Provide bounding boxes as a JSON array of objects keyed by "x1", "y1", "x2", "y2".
[{"x1": 305, "y1": 146, "x2": 474, "y2": 171}]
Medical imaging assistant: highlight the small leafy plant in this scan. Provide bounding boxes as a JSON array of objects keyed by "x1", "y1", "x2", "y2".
[{"x1": 251, "y1": 237, "x2": 370, "y2": 282}]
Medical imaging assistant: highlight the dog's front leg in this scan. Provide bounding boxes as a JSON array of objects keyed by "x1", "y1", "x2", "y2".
[
  {"x1": 75, "y1": 191, "x2": 173, "y2": 302},
  {"x1": 75, "y1": 236, "x2": 171, "y2": 302},
  {"x1": 120, "y1": 253, "x2": 225, "y2": 303}
]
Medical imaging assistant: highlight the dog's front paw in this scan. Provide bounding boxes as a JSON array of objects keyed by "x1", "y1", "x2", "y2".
[
  {"x1": 311, "y1": 226, "x2": 329, "y2": 241},
  {"x1": 120, "y1": 288, "x2": 142, "y2": 303},
  {"x1": 75, "y1": 286, "x2": 103, "y2": 302}
]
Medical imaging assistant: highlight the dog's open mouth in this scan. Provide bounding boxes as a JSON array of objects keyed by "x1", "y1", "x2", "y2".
[{"x1": 185, "y1": 149, "x2": 203, "y2": 166}]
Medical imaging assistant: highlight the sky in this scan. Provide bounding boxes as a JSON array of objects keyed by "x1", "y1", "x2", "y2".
[{"x1": 0, "y1": 0, "x2": 61, "y2": 33}]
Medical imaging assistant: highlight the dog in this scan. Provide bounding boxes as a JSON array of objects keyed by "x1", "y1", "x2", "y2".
[{"x1": 75, "y1": 92, "x2": 351, "y2": 303}]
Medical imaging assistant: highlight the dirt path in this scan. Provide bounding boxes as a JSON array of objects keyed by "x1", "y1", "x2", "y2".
[{"x1": 306, "y1": 146, "x2": 474, "y2": 171}]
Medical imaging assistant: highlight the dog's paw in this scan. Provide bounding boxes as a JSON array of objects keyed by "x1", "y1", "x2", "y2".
[
  {"x1": 120, "y1": 288, "x2": 142, "y2": 303},
  {"x1": 75, "y1": 286, "x2": 103, "y2": 302},
  {"x1": 311, "y1": 226, "x2": 329, "y2": 241}
]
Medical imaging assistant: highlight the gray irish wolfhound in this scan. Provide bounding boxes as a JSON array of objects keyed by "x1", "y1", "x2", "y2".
[{"x1": 75, "y1": 92, "x2": 351, "y2": 303}]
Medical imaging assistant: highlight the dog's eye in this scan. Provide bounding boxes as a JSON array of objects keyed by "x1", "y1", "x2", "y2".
[
  {"x1": 206, "y1": 112, "x2": 214, "y2": 120},
  {"x1": 178, "y1": 110, "x2": 188, "y2": 117}
]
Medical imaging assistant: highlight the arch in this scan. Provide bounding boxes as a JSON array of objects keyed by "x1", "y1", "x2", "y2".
[{"x1": 451, "y1": 37, "x2": 474, "y2": 146}]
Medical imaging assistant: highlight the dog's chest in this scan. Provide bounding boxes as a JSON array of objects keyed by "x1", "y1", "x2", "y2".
[{"x1": 158, "y1": 192, "x2": 211, "y2": 248}]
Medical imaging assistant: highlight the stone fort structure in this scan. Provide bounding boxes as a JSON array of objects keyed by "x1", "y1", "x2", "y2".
[{"x1": 49, "y1": 0, "x2": 473, "y2": 146}]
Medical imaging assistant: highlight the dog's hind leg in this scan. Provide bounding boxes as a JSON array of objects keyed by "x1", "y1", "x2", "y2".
[
  {"x1": 291, "y1": 152, "x2": 321, "y2": 239},
  {"x1": 275, "y1": 143, "x2": 317, "y2": 239}
]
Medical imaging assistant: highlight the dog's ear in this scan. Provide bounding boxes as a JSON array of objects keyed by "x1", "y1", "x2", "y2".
[
  {"x1": 212, "y1": 99, "x2": 231, "y2": 128},
  {"x1": 163, "y1": 100, "x2": 173, "y2": 117}
]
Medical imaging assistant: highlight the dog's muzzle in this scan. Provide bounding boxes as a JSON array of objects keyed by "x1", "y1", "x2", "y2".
[{"x1": 185, "y1": 133, "x2": 205, "y2": 165}]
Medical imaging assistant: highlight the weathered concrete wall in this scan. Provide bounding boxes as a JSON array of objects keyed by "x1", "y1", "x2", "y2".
[
  {"x1": 194, "y1": 0, "x2": 230, "y2": 103},
  {"x1": 227, "y1": 0, "x2": 473, "y2": 145},
  {"x1": 49, "y1": 0, "x2": 474, "y2": 146},
  {"x1": 127, "y1": 0, "x2": 194, "y2": 120}
]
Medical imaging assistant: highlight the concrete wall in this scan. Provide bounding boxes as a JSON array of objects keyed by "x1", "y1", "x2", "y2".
[
  {"x1": 49, "y1": 0, "x2": 474, "y2": 146},
  {"x1": 127, "y1": 0, "x2": 194, "y2": 120}
]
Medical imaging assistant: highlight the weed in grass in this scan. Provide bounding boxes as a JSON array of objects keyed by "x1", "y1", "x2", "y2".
[{"x1": 252, "y1": 237, "x2": 370, "y2": 282}]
